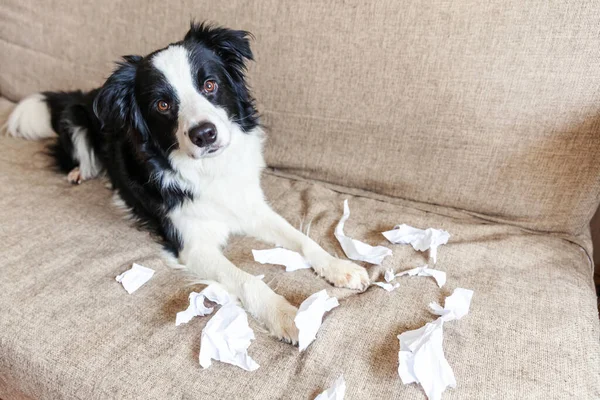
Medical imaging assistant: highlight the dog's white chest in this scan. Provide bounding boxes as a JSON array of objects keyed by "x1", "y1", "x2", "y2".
[{"x1": 167, "y1": 130, "x2": 265, "y2": 251}]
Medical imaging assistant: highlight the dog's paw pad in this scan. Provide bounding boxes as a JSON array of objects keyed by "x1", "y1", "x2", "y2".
[
  {"x1": 67, "y1": 167, "x2": 82, "y2": 185},
  {"x1": 321, "y1": 258, "x2": 370, "y2": 291}
]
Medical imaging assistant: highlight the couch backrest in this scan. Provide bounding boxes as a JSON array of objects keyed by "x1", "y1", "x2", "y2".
[{"x1": 2, "y1": 0, "x2": 599, "y2": 234}]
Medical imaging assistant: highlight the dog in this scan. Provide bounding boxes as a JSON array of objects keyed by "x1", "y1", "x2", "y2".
[{"x1": 5, "y1": 22, "x2": 370, "y2": 344}]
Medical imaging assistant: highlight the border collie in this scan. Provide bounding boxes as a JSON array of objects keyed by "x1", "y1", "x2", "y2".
[{"x1": 6, "y1": 23, "x2": 369, "y2": 343}]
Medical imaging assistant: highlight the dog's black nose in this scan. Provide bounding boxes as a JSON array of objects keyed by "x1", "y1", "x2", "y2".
[{"x1": 188, "y1": 122, "x2": 217, "y2": 147}]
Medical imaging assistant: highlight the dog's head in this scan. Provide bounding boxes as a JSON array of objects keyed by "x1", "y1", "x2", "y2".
[{"x1": 94, "y1": 22, "x2": 258, "y2": 160}]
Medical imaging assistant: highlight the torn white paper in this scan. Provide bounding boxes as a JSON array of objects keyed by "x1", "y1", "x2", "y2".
[
  {"x1": 382, "y1": 224, "x2": 450, "y2": 263},
  {"x1": 201, "y1": 283, "x2": 234, "y2": 306},
  {"x1": 373, "y1": 281, "x2": 400, "y2": 292},
  {"x1": 398, "y1": 288, "x2": 474, "y2": 400},
  {"x1": 199, "y1": 303, "x2": 259, "y2": 371},
  {"x1": 429, "y1": 287, "x2": 473, "y2": 322},
  {"x1": 115, "y1": 263, "x2": 155, "y2": 294},
  {"x1": 396, "y1": 265, "x2": 446, "y2": 288},
  {"x1": 252, "y1": 248, "x2": 311, "y2": 272},
  {"x1": 398, "y1": 318, "x2": 451, "y2": 400},
  {"x1": 176, "y1": 283, "x2": 234, "y2": 326},
  {"x1": 176, "y1": 292, "x2": 214, "y2": 326},
  {"x1": 384, "y1": 268, "x2": 396, "y2": 283},
  {"x1": 295, "y1": 290, "x2": 339, "y2": 352},
  {"x1": 335, "y1": 200, "x2": 392, "y2": 265},
  {"x1": 315, "y1": 375, "x2": 346, "y2": 400}
]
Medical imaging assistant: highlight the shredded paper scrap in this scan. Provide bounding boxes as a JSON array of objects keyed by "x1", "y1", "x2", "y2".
[
  {"x1": 295, "y1": 290, "x2": 340, "y2": 352},
  {"x1": 115, "y1": 263, "x2": 155, "y2": 294},
  {"x1": 200, "y1": 303, "x2": 260, "y2": 371},
  {"x1": 176, "y1": 284, "x2": 233, "y2": 326},
  {"x1": 335, "y1": 200, "x2": 392, "y2": 265},
  {"x1": 383, "y1": 224, "x2": 450, "y2": 263},
  {"x1": 252, "y1": 248, "x2": 311, "y2": 272},
  {"x1": 398, "y1": 288, "x2": 474, "y2": 400}
]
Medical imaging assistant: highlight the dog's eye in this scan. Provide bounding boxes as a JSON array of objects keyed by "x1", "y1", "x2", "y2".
[
  {"x1": 157, "y1": 100, "x2": 170, "y2": 112},
  {"x1": 203, "y1": 80, "x2": 218, "y2": 94}
]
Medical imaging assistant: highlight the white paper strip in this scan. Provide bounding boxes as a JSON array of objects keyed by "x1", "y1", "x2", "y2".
[
  {"x1": 382, "y1": 224, "x2": 450, "y2": 263},
  {"x1": 373, "y1": 281, "x2": 400, "y2": 292},
  {"x1": 295, "y1": 290, "x2": 339, "y2": 352},
  {"x1": 335, "y1": 200, "x2": 392, "y2": 265},
  {"x1": 115, "y1": 263, "x2": 155, "y2": 294},
  {"x1": 252, "y1": 248, "x2": 311, "y2": 272},
  {"x1": 396, "y1": 265, "x2": 447, "y2": 288}
]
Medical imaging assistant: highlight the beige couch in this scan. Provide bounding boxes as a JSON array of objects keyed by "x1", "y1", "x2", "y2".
[{"x1": 1, "y1": 1, "x2": 599, "y2": 399}]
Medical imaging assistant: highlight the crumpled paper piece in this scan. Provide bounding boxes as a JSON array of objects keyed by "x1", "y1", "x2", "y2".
[
  {"x1": 176, "y1": 292, "x2": 215, "y2": 326},
  {"x1": 384, "y1": 268, "x2": 396, "y2": 283},
  {"x1": 382, "y1": 224, "x2": 450, "y2": 263},
  {"x1": 335, "y1": 200, "x2": 392, "y2": 265},
  {"x1": 429, "y1": 288, "x2": 473, "y2": 322},
  {"x1": 115, "y1": 263, "x2": 155, "y2": 294},
  {"x1": 396, "y1": 265, "x2": 447, "y2": 288},
  {"x1": 200, "y1": 302, "x2": 260, "y2": 371},
  {"x1": 295, "y1": 290, "x2": 339, "y2": 352},
  {"x1": 201, "y1": 284, "x2": 234, "y2": 305},
  {"x1": 398, "y1": 288, "x2": 474, "y2": 400},
  {"x1": 252, "y1": 248, "x2": 311, "y2": 272},
  {"x1": 315, "y1": 375, "x2": 346, "y2": 400},
  {"x1": 176, "y1": 284, "x2": 234, "y2": 326},
  {"x1": 373, "y1": 281, "x2": 400, "y2": 292}
]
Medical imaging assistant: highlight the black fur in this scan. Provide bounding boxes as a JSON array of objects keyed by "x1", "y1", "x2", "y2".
[
  {"x1": 42, "y1": 23, "x2": 258, "y2": 256},
  {"x1": 44, "y1": 90, "x2": 100, "y2": 173},
  {"x1": 184, "y1": 22, "x2": 259, "y2": 131}
]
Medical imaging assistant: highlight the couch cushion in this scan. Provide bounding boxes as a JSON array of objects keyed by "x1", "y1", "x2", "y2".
[
  {"x1": 0, "y1": 135, "x2": 598, "y2": 399},
  {"x1": 1, "y1": 1, "x2": 600, "y2": 235}
]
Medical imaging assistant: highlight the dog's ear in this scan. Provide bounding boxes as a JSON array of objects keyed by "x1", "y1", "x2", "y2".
[
  {"x1": 185, "y1": 22, "x2": 254, "y2": 79},
  {"x1": 93, "y1": 55, "x2": 147, "y2": 136}
]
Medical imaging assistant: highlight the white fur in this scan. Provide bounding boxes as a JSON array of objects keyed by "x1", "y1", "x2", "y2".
[
  {"x1": 150, "y1": 45, "x2": 371, "y2": 343},
  {"x1": 112, "y1": 192, "x2": 137, "y2": 221},
  {"x1": 71, "y1": 127, "x2": 101, "y2": 180},
  {"x1": 152, "y1": 45, "x2": 232, "y2": 159},
  {"x1": 7, "y1": 95, "x2": 100, "y2": 183},
  {"x1": 6, "y1": 94, "x2": 55, "y2": 140},
  {"x1": 166, "y1": 126, "x2": 369, "y2": 343}
]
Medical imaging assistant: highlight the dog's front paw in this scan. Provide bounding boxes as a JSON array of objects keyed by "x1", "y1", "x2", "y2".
[
  {"x1": 67, "y1": 167, "x2": 82, "y2": 184},
  {"x1": 242, "y1": 280, "x2": 299, "y2": 345},
  {"x1": 263, "y1": 294, "x2": 299, "y2": 345},
  {"x1": 320, "y1": 258, "x2": 370, "y2": 291}
]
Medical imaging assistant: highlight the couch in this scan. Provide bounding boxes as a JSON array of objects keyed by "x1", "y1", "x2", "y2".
[{"x1": 1, "y1": 1, "x2": 599, "y2": 399}]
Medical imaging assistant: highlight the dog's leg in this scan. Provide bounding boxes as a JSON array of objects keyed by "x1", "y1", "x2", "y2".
[
  {"x1": 184, "y1": 244, "x2": 299, "y2": 344},
  {"x1": 245, "y1": 204, "x2": 370, "y2": 290}
]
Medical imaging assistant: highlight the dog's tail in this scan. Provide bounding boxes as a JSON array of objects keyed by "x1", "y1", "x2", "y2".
[
  {"x1": 6, "y1": 93, "x2": 56, "y2": 140},
  {"x1": 6, "y1": 90, "x2": 102, "y2": 181}
]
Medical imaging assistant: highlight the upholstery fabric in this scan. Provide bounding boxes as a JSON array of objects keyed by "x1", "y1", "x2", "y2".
[
  {"x1": 0, "y1": 135, "x2": 598, "y2": 399},
  {"x1": 1, "y1": 1, "x2": 599, "y2": 234}
]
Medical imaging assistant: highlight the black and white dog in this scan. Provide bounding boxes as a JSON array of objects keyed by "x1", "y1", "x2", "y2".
[{"x1": 6, "y1": 23, "x2": 369, "y2": 343}]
